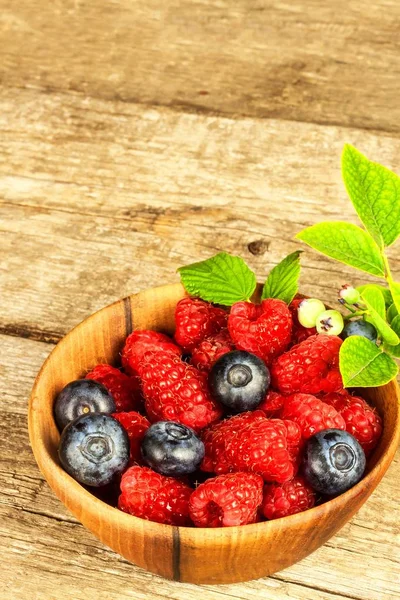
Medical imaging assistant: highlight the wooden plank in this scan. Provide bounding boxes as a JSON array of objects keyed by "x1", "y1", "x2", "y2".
[
  {"x1": 1, "y1": 1, "x2": 400, "y2": 133},
  {"x1": 1, "y1": 87, "x2": 400, "y2": 338},
  {"x1": 1, "y1": 333, "x2": 399, "y2": 598}
]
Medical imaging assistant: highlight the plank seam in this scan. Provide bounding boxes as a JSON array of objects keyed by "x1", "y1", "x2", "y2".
[{"x1": 3, "y1": 83, "x2": 399, "y2": 136}]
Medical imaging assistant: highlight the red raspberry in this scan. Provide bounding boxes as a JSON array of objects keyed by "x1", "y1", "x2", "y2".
[
  {"x1": 289, "y1": 297, "x2": 317, "y2": 345},
  {"x1": 271, "y1": 334, "x2": 343, "y2": 394},
  {"x1": 118, "y1": 465, "x2": 192, "y2": 526},
  {"x1": 281, "y1": 393, "x2": 346, "y2": 440},
  {"x1": 191, "y1": 330, "x2": 235, "y2": 372},
  {"x1": 85, "y1": 364, "x2": 143, "y2": 412},
  {"x1": 201, "y1": 411, "x2": 266, "y2": 474},
  {"x1": 322, "y1": 392, "x2": 382, "y2": 455},
  {"x1": 258, "y1": 389, "x2": 287, "y2": 416},
  {"x1": 282, "y1": 418, "x2": 303, "y2": 462},
  {"x1": 112, "y1": 411, "x2": 150, "y2": 463},
  {"x1": 228, "y1": 299, "x2": 292, "y2": 365},
  {"x1": 140, "y1": 350, "x2": 223, "y2": 431},
  {"x1": 189, "y1": 472, "x2": 263, "y2": 527},
  {"x1": 262, "y1": 476, "x2": 315, "y2": 520},
  {"x1": 174, "y1": 297, "x2": 227, "y2": 352},
  {"x1": 201, "y1": 412, "x2": 295, "y2": 483},
  {"x1": 121, "y1": 330, "x2": 181, "y2": 376}
]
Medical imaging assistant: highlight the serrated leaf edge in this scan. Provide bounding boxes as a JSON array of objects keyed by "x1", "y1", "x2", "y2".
[{"x1": 295, "y1": 223, "x2": 386, "y2": 278}]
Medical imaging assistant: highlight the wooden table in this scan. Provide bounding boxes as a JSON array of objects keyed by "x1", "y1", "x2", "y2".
[{"x1": 1, "y1": 2, "x2": 400, "y2": 599}]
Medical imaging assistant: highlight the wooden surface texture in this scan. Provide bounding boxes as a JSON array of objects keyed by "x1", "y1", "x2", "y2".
[{"x1": 1, "y1": 1, "x2": 400, "y2": 598}]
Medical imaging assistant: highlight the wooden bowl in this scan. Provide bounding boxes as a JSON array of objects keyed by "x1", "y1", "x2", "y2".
[{"x1": 29, "y1": 283, "x2": 400, "y2": 584}]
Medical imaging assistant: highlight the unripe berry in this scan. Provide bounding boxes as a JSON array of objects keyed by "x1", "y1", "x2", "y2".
[
  {"x1": 339, "y1": 285, "x2": 361, "y2": 305},
  {"x1": 316, "y1": 310, "x2": 344, "y2": 336},
  {"x1": 298, "y1": 299, "x2": 326, "y2": 328}
]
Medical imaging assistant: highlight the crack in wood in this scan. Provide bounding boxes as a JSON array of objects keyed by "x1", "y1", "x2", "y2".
[
  {"x1": 0, "y1": 325, "x2": 60, "y2": 345},
  {"x1": 270, "y1": 575, "x2": 366, "y2": 600},
  {"x1": 5, "y1": 505, "x2": 80, "y2": 526}
]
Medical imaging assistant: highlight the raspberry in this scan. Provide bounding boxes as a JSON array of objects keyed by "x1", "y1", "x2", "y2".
[
  {"x1": 258, "y1": 389, "x2": 286, "y2": 416},
  {"x1": 281, "y1": 393, "x2": 346, "y2": 440},
  {"x1": 282, "y1": 418, "x2": 303, "y2": 462},
  {"x1": 189, "y1": 472, "x2": 263, "y2": 527},
  {"x1": 112, "y1": 411, "x2": 150, "y2": 463},
  {"x1": 271, "y1": 334, "x2": 343, "y2": 394},
  {"x1": 257, "y1": 398, "x2": 304, "y2": 464},
  {"x1": 322, "y1": 392, "x2": 382, "y2": 455},
  {"x1": 289, "y1": 298, "x2": 317, "y2": 345},
  {"x1": 174, "y1": 297, "x2": 227, "y2": 352},
  {"x1": 201, "y1": 412, "x2": 295, "y2": 483},
  {"x1": 191, "y1": 330, "x2": 235, "y2": 372},
  {"x1": 85, "y1": 364, "x2": 143, "y2": 412},
  {"x1": 118, "y1": 465, "x2": 192, "y2": 526},
  {"x1": 228, "y1": 299, "x2": 292, "y2": 365},
  {"x1": 140, "y1": 350, "x2": 223, "y2": 431},
  {"x1": 121, "y1": 330, "x2": 181, "y2": 376},
  {"x1": 262, "y1": 476, "x2": 315, "y2": 520},
  {"x1": 201, "y1": 411, "x2": 266, "y2": 474}
]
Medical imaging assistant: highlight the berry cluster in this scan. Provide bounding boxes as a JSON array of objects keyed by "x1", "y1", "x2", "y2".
[{"x1": 55, "y1": 295, "x2": 381, "y2": 528}]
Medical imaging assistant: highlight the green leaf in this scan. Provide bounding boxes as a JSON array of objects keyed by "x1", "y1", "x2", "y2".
[
  {"x1": 388, "y1": 280, "x2": 400, "y2": 313},
  {"x1": 390, "y1": 314, "x2": 400, "y2": 334},
  {"x1": 383, "y1": 315, "x2": 400, "y2": 357},
  {"x1": 357, "y1": 284, "x2": 392, "y2": 307},
  {"x1": 339, "y1": 336, "x2": 398, "y2": 387},
  {"x1": 296, "y1": 222, "x2": 385, "y2": 278},
  {"x1": 342, "y1": 144, "x2": 400, "y2": 248},
  {"x1": 178, "y1": 252, "x2": 257, "y2": 306},
  {"x1": 360, "y1": 285, "x2": 386, "y2": 319},
  {"x1": 261, "y1": 251, "x2": 302, "y2": 304},
  {"x1": 387, "y1": 303, "x2": 399, "y2": 323},
  {"x1": 361, "y1": 286, "x2": 400, "y2": 345}
]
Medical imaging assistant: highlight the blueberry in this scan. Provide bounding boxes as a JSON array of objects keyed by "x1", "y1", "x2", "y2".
[
  {"x1": 298, "y1": 298, "x2": 326, "y2": 328},
  {"x1": 58, "y1": 413, "x2": 129, "y2": 487},
  {"x1": 341, "y1": 319, "x2": 378, "y2": 343},
  {"x1": 54, "y1": 379, "x2": 116, "y2": 431},
  {"x1": 339, "y1": 285, "x2": 361, "y2": 305},
  {"x1": 208, "y1": 350, "x2": 270, "y2": 412},
  {"x1": 316, "y1": 310, "x2": 344, "y2": 336},
  {"x1": 303, "y1": 429, "x2": 366, "y2": 495},
  {"x1": 141, "y1": 421, "x2": 205, "y2": 476}
]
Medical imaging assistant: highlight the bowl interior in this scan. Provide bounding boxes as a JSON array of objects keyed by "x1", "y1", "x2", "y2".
[{"x1": 28, "y1": 283, "x2": 400, "y2": 584}]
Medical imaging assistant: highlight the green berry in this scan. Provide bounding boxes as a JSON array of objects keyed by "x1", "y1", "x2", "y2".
[
  {"x1": 298, "y1": 299, "x2": 326, "y2": 328},
  {"x1": 316, "y1": 310, "x2": 344, "y2": 336},
  {"x1": 339, "y1": 285, "x2": 361, "y2": 305}
]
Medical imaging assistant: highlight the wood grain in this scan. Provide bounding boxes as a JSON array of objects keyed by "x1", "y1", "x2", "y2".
[
  {"x1": 1, "y1": 1, "x2": 400, "y2": 134},
  {"x1": 1, "y1": 87, "x2": 400, "y2": 341},
  {"x1": 1, "y1": 1, "x2": 400, "y2": 595}
]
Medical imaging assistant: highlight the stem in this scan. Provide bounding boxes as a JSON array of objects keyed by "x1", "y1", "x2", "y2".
[
  {"x1": 343, "y1": 311, "x2": 367, "y2": 321},
  {"x1": 383, "y1": 252, "x2": 394, "y2": 285},
  {"x1": 345, "y1": 305, "x2": 357, "y2": 314}
]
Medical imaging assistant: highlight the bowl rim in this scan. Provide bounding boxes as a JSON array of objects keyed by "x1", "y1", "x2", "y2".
[{"x1": 28, "y1": 283, "x2": 400, "y2": 540}]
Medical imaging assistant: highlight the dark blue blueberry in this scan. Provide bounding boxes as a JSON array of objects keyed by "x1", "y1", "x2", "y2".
[
  {"x1": 341, "y1": 319, "x2": 378, "y2": 343},
  {"x1": 58, "y1": 413, "x2": 129, "y2": 487},
  {"x1": 208, "y1": 350, "x2": 270, "y2": 412},
  {"x1": 303, "y1": 429, "x2": 366, "y2": 495},
  {"x1": 141, "y1": 421, "x2": 205, "y2": 476},
  {"x1": 54, "y1": 379, "x2": 116, "y2": 431}
]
